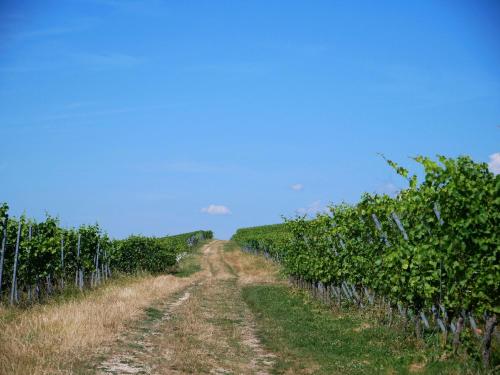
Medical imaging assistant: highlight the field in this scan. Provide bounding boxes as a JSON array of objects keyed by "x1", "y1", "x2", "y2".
[
  {"x1": 1, "y1": 240, "x2": 486, "y2": 374},
  {"x1": 0, "y1": 155, "x2": 497, "y2": 374},
  {"x1": 231, "y1": 155, "x2": 499, "y2": 372}
]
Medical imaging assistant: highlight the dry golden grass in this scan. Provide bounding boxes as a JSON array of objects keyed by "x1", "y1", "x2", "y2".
[
  {"x1": 0, "y1": 241, "x2": 278, "y2": 375},
  {"x1": 0, "y1": 272, "x2": 199, "y2": 375},
  {"x1": 222, "y1": 247, "x2": 280, "y2": 285},
  {"x1": 152, "y1": 241, "x2": 276, "y2": 375}
]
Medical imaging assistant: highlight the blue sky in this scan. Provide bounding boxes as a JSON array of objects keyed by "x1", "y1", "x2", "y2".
[{"x1": 1, "y1": 0, "x2": 499, "y2": 239}]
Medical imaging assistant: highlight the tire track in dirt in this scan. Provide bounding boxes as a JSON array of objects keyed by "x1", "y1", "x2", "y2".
[
  {"x1": 94, "y1": 243, "x2": 214, "y2": 374},
  {"x1": 151, "y1": 240, "x2": 277, "y2": 375},
  {"x1": 93, "y1": 241, "x2": 279, "y2": 375},
  {"x1": 96, "y1": 285, "x2": 197, "y2": 374}
]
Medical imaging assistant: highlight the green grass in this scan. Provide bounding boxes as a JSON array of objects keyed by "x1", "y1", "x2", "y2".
[
  {"x1": 242, "y1": 285, "x2": 477, "y2": 375},
  {"x1": 173, "y1": 240, "x2": 211, "y2": 277},
  {"x1": 223, "y1": 240, "x2": 240, "y2": 252},
  {"x1": 144, "y1": 306, "x2": 163, "y2": 322},
  {"x1": 174, "y1": 255, "x2": 201, "y2": 277}
]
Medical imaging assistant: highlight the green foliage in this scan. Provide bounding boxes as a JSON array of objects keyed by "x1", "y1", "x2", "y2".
[
  {"x1": 231, "y1": 223, "x2": 290, "y2": 261},
  {"x1": 232, "y1": 155, "x2": 499, "y2": 318},
  {"x1": 112, "y1": 230, "x2": 213, "y2": 274},
  {"x1": 0, "y1": 205, "x2": 213, "y2": 300},
  {"x1": 0, "y1": 213, "x2": 111, "y2": 298}
]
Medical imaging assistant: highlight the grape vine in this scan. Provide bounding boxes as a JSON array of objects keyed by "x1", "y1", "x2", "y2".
[
  {"x1": 232, "y1": 155, "x2": 499, "y2": 367},
  {"x1": 0, "y1": 205, "x2": 213, "y2": 304}
]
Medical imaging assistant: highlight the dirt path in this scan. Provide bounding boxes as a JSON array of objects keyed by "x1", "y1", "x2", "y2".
[{"x1": 95, "y1": 240, "x2": 279, "y2": 375}]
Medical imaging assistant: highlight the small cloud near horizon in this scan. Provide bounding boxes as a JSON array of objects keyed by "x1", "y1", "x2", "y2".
[
  {"x1": 291, "y1": 183, "x2": 304, "y2": 191},
  {"x1": 376, "y1": 182, "x2": 400, "y2": 196},
  {"x1": 296, "y1": 200, "x2": 326, "y2": 216},
  {"x1": 488, "y1": 152, "x2": 500, "y2": 174},
  {"x1": 201, "y1": 204, "x2": 231, "y2": 215}
]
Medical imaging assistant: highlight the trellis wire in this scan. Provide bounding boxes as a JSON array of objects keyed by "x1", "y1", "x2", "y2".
[{"x1": 266, "y1": 204, "x2": 484, "y2": 344}]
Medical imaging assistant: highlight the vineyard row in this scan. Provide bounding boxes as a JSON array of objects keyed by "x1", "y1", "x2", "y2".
[
  {"x1": 0, "y1": 203, "x2": 213, "y2": 305},
  {"x1": 231, "y1": 155, "x2": 499, "y2": 368}
]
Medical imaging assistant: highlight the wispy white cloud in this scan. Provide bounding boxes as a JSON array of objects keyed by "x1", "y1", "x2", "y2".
[
  {"x1": 74, "y1": 53, "x2": 145, "y2": 69},
  {"x1": 296, "y1": 200, "x2": 326, "y2": 216},
  {"x1": 0, "y1": 52, "x2": 143, "y2": 75},
  {"x1": 135, "y1": 192, "x2": 174, "y2": 201},
  {"x1": 281, "y1": 42, "x2": 329, "y2": 57},
  {"x1": 259, "y1": 41, "x2": 329, "y2": 58},
  {"x1": 376, "y1": 182, "x2": 400, "y2": 196},
  {"x1": 0, "y1": 105, "x2": 170, "y2": 130},
  {"x1": 184, "y1": 61, "x2": 272, "y2": 75},
  {"x1": 136, "y1": 161, "x2": 237, "y2": 174},
  {"x1": 488, "y1": 152, "x2": 500, "y2": 175},
  {"x1": 201, "y1": 204, "x2": 231, "y2": 215},
  {"x1": 291, "y1": 183, "x2": 304, "y2": 191},
  {"x1": 362, "y1": 63, "x2": 500, "y2": 109},
  {"x1": 0, "y1": 13, "x2": 26, "y2": 22},
  {"x1": 0, "y1": 62, "x2": 63, "y2": 74},
  {"x1": 89, "y1": 0, "x2": 169, "y2": 16},
  {"x1": 42, "y1": 105, "x2": 165, "y2": 121},
  {"x1": 8, "y1": 17, "x2": 98, "y2": 40},
  {"x1": 65, "y1": 101, "x2": 94, "y2": 110},
  {"x1": 18, "y1": 26, "x2": 85, "y2": 39}
]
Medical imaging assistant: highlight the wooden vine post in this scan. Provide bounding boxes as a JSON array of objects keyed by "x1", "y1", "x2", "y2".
[
  {"x1": 76, "y1": 233, "x2": 83, "y2": 290},
  {"x1": 27, "y1": 225, "x2": 32, "y2": 301},
  {"x1": 433, "y1": 202, "x2": 448, "y2": 348},
  {"x1": 0, "y1": 213, "x2": 8, "y2": 297},
  {"x1": 452, "y1": 315, "x2": 465, "y2": 354},
  {"x1": 95, "y1": 241, "x2": 100, "y2": 286},
  {"x1": 60, "y1": 236, "x2": 64, "y2": 289},
  {"x1": 482, "y1": 314, "x2": 497, "y2": 369},
  {"x1": 10, "y1": 220, "x2": 22, "y2": 304}
]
